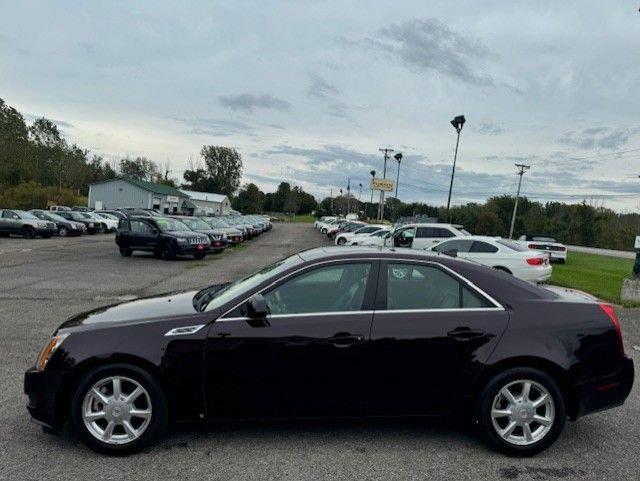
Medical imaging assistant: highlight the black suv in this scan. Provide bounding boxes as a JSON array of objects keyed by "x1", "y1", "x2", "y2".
[{"x1": 116, "y1": 216, "x2": 211, "y2": 260}]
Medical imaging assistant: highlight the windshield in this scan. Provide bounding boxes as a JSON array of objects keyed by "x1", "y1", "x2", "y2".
[
  {"x1": 96, "y1": 213, "x2": 116, "y2": 220},
  {"x1": 154, "y1": 217, "x2": 191, "y2": 232},
  {"x1": 496, "y1": 239, "x2": 529, "y2": 252},
  {"x1": 181, "y1": 217, "x2": 212, "y2": 230},
  {"x1": 46, "y1": 212, "x2": 66, "y2": 222},
  {"x1": 202, "y1": 254, "x2": 302, "y2": 312},
  {"x1": 15, "y1": 210, "x2": 38, "y2": 220}
]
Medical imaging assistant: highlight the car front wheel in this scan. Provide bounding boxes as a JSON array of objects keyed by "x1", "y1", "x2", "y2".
[
  {"x1": 119, "y1": 247, "x2": 132, "y2": 257},
  {"x1": 70, "y1": 364, "x2": 168, "y2": 455},
  {"x1": 59, "y1": 227, "x2": 69, "y2": 237},
  {"x1": 22, "y1": 227, "x2": 36, "y2": 239},
  {"x1": 475, "y1": 367, "x2": 565, "y2": 456},
  {"x1": 337, "y1": 237, "x2": 347, "y2": 245}
]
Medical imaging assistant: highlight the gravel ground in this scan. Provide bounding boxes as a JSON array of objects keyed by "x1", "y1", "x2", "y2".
[{"x1": 0, "y1": 223, "x2": 638, "y2": 481}]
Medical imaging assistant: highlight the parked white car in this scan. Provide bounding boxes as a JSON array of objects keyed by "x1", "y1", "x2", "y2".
[
  {"x1": 517, "y1": 234, "x2": 567, "y2": 263},
  {"x1": 430, "y1": 236, "x2": 552, "y2": 283},
  {"x1": 335, "y1": 224, "x2": 387, "y2": 245},
  {"x1": 314, "y1": 216, "x2": 338, "y2": 230},
  {"x1": 345, "y1": 228, "x2": 391, "y2": 246},
  {"x1": 88, "y1": 212, "x2": 119, "y2": 232},
  {"x1": 385, "y1": 223, "x2": 470, "y2": 249},
  {"x1": 317, "y1": 218, "x2": 343, "y2": 234}
]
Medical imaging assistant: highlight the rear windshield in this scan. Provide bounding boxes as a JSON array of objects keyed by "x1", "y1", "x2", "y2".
[
  {"x1": 496, "y1": 239, "x2": 529, "y2": 252},
  {"x1": 531, "y1": 236, "x2": 557, "y2": 243}
]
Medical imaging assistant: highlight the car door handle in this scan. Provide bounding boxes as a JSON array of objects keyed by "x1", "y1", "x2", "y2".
[
  {"x1": 447, "y1": 327, "x2": 485, "y2": 340},
  {"x1": 328, "y1": 334, "x2": 365, "y2": 348}
]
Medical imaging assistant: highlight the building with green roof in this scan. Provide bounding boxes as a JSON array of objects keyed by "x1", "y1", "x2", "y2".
[{"x1": 88, "y1": 177, "x2": 190, "y2": 214}]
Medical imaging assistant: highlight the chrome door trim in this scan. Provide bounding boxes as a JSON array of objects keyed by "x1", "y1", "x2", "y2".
[{"x1": 217, "y1": 256, "x2": 504, "y2": 321}]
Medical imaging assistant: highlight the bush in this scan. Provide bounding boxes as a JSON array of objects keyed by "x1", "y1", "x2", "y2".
[{"x1": 0, "y1": 181, "x2": 85, "y2": 209}]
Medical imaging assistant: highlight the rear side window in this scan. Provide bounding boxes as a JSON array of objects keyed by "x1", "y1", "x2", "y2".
[
  {"x1": 384, "y1": 263, "x2": 493, "y2": 310},
  {"x1": 470, "y1": 241, "x2": 499, "y2": 253},
  {"x1": 433, "y1": 239, "x2": 474, "y2": 253}
]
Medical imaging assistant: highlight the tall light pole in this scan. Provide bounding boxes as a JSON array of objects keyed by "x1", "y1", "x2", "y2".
[
  {"x1": 330, "y1": 188, "x2": 334, "y2": 214},
  {"x1": 346, "y1": 178, "x2": 351, "y2": 214},
  {"x1": 358, "y1": 183, "x2": 363, "y2": 216},
  {"x1": 394, "y1": 152, "x2": 403, "y2": 199},
  {"x1": 378, "y1": 148, "x2": 394, "y2": 220},
  {"x1": 508, "y1": 163, "x2": 530, "y2": 239},
  {"x1": 446, "y1": 115, "x2": 465, "y2": 220},
  {"x1": 369, "y1": 170, "x2": 376, "y2": 220}
]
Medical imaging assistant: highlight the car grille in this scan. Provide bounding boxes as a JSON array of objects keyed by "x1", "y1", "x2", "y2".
[{"x1": 188, "y1": 237, "x2": 206, "y2": 245}]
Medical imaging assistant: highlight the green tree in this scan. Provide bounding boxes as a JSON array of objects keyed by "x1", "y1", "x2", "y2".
[
  {"x1": 119, "y1": 156, "x2": 159, "y2": 181},
  {"x1": 183, "y1": 146, "x2": 243, "y2": 196},
  {"x1": 233, "y1": 183, "x2": 265, "y2": 213}
]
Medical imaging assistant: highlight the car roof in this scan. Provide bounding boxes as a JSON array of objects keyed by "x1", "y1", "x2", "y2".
[{"x1": 399, "y1": 223, "x2": 464, "y2": 229}]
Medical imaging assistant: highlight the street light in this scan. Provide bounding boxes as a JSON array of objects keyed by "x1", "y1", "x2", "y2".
[
  {"x1": 394, "y1": 152, "x2": 403, "y2": 199},
  {"x1": 369, "y1": 170, "x2": 376, "y2": 220},
  {"x1": 446, "y1": 115, "x2": 465, "y2": 220}
]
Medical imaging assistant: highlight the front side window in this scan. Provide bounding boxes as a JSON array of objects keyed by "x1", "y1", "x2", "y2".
[
  {"x1": 385, "y1": 263, "x2": 491, "y2": 310},
  {"x1": 263, "y1": 263, "x2": 372, "y2": 315}
]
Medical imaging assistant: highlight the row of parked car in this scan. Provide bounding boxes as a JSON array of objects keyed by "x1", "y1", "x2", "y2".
[
  {"x1": 314, "y1": 216, "x2": 568, "y2": 284},
  {"x1": 113, "y1": 208, "x2": 272, "y2": 260},
  {"x1": 0, "y1": 207, "x2": 119, "y2": 238}
]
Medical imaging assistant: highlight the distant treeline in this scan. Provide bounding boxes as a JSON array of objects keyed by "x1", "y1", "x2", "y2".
[{"x1": 317, "y1": 194, "x2": 640, "y2": 251}]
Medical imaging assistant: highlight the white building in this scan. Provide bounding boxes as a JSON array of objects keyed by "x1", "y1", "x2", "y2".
[{"x1": 179, "y1": 189, "x2": 232, "y2": 215}]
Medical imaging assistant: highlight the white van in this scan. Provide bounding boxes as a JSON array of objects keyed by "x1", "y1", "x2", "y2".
[{"x1": 386, "y1": 223, "x2": 470, "y2": 249}]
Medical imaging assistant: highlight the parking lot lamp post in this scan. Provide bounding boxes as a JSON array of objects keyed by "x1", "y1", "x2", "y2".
[
  {"x1": 446, "y1": 115, "x2": 465, "y2": 220},
  {"x1": 394, "y1": 153, "x2": 403, "y2": 199},
  {"x1": 369, "y1": 170, "x2": 376, "y2": 219},
  {"x1": 358, "y1": 183, "x2": 363, "y2": 216}
]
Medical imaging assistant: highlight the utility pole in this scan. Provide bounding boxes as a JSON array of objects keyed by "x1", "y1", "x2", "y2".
[
  {"x1": 346, "y1": 178, "x2": 351, "y2": 214},
  {"x1": 358, "y1": 183, "x2": 363, "y2": 214},
  {"x1": 378, "y1": 148, "x2": 394, "y2": 220},
  {"x1": 509, "y1": 163, "x2": 530, "y2": 239},
  {"x1": 446, "y1": 115, "x2": 466, "y2": 220},
  {"x1": 369, "y1": 170, "x2": 376, "y2": 220}
]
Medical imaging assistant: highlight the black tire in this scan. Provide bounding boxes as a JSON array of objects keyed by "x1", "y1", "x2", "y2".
[
  {"x1": 59, "y1": 227, "x2": 69, "y2": 237},
  {"x1": 475, "y1": 367, "x2": 566, "y2": 457},
  {"x1": 337, "y1": 237, "x2": 347, "y2": 245},
  {"x1": 22, "y1": 227, "x2": 36, "y2": 239},
  {"x1": 98, "y1": 224, "x2": 106, "y2": 234},
  {"x1": 70, "y1": 363, "x2": 168, "y2": 455},
  {"x1": 193, "y1": 252, "x2": 206, "y2": 260},
  {"x1": 160, "y1": 242, "x2": 175, "y2": 260},
  {"x1": 119, "y1": 247, "x2": 132, "y2": 257}
]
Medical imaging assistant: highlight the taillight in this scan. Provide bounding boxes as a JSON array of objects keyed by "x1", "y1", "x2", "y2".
[
  {"x1": 599, "y1": 303, "x2": 624, "y2": 355},
  {"x1": 526, "y1": 257, "x2": 544, "y2": 266}
]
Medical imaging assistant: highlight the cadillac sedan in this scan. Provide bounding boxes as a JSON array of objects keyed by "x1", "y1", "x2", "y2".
[{"x1": 25, "y1": 247, "x2": 633, "y2": 456}]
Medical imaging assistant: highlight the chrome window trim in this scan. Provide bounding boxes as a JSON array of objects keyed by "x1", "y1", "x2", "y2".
[
  {"x1": 218, "y1": 256, "x2": 504, "y2": 321},
  {"x1": 164, "y1": 324, "x2": 206, "y2": 336}
]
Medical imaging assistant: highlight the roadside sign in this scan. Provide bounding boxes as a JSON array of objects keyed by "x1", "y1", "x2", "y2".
[{"x1": 371, "y1": 178, "x2": 395, "y2": 191}]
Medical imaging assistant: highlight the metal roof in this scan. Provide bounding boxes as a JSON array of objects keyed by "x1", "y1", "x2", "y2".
[
  {"x1": 179, "y1": 189, "x2": 229, "y2": 203},
  {"x1": 90, "y1": 177, "x2": 188, "y2": 197}
]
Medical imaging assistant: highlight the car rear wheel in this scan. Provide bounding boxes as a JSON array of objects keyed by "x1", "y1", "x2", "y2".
[
  {"x1": 119, "y1": 247, "x2": 132, "y2": 257},
  {"x1": 70, "y1": 364, "x2": 167, "y2": 455},
  {"x1": 22, "y1": 227, "x2": 36, "y2": 239},
  {"x1": 476, "y1": 367, "x2": 565, "y2": 456}
]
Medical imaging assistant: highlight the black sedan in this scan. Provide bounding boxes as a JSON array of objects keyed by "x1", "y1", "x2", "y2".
[{"x1": 24, "y1": 247, "x2": 633, "y2": 455}]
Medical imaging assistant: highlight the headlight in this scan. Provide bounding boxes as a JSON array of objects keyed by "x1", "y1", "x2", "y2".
[
  {"x1": 176, "y1": 237, "x2": 188, "y2": 244},
  {"x1": 36, "y1": 333, "x2": 69, "y2": 371}
]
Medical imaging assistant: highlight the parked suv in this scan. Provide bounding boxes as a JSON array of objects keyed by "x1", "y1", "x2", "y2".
[
  {"x1": 387, "y1": 223, "x2": 470, "y2": 249},
  {"x1": 56, "y1": 211, "x2": 100, "y2": 234},
  {"x1": 0, "y1": 209, "x2": 57, "y2": 238},
  {"x1": 200, "y1": 216, "x2": 244, "y2": 245},
  {"x1": 29, "y1": 209, "x2": 86, "y2": 236},
  {"x1": 116, "y1": 216, "x2": 211, "y2": 260},
  {"x1": 170, "y1": 215, "x2": 227, "y2": 254}
]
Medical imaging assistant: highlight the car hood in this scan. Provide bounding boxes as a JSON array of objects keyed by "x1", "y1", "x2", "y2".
[{"x1": 58, "y1": 290, "x2": 201, "y2": 330}]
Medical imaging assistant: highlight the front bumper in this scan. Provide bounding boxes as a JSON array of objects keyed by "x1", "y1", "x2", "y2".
[
  {"x1": 35, "y1": 227, "x2": 58, "y2": 236},
  {"x1": 24, "y1": 367, "x2": 71, "y2": 432},
  {"x1": 209, "y1": 239, "x2": 227, "y2": 252},
  {"x1": 571, "y1": 356, "x2": 634, "y2": 419},
  {"x1": 176, "y1": 243, "x2": 210, "y2": 255}
]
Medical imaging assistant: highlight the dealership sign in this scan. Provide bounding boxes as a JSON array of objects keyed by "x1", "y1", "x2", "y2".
[
  {"x1": 370, "y1": 178, "x2": 395, "y2": 192},
  {"x1": 166, "y1": 195, "x2": 180, "y2": 203}
]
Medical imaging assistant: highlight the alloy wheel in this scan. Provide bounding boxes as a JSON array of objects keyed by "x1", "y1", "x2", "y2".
[
  {"x1": 490, "y1": 379, "x2": 554, "y2": 446},
  {"x1": 82, "y1": 376, "x2": 152, "y2": 445},
  {"x1": 59, "y1": 227, "x2": 68, "y2": 237}
]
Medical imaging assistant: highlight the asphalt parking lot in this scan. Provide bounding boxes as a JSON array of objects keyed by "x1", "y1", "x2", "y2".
[{"x1": 1, "y1": 223, "x2": 639, "y2": 481}]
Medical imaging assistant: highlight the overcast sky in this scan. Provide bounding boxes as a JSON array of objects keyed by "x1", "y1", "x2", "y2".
[{"x1": 2, "y1": 1, "x2": 640, "y2": 210}]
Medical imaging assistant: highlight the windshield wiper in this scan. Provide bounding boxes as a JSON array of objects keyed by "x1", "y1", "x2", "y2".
[{"x1": 193, "y1": 282, "x2": 231, "y2": 311}]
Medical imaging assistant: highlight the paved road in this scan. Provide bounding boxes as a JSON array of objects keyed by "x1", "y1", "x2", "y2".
[
  {"x1": 0, "y1": 224, "x2": 639, "y2": 481},
  {"x1": 567, "y1": 244, "x2": 635, "y2": 260}
]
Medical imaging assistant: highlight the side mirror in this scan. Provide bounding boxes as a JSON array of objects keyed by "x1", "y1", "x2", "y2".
[{"x1": 245, "y1": 294, "x2": 269, "y2": 318}]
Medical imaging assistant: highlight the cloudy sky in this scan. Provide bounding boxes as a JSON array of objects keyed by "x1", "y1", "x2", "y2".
[{"x1": 2, "y1": 1, "x2": 640, "y2": 210}]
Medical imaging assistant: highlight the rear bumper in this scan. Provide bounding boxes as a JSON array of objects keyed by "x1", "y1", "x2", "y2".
[
  {"x1": 572, "y1": 356, "x2": 634, "y2": 419},
  {"x1": 24, "y1": 367, "x2": 71, "y2": 432}
]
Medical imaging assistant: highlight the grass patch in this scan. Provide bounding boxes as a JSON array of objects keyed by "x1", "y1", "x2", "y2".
[
  {"x1": 291, "y1": 214, "x2": 315, "y2": 223},
  {"x1": 550, "y1": 251, "x2": 635, "y2": 304}
]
